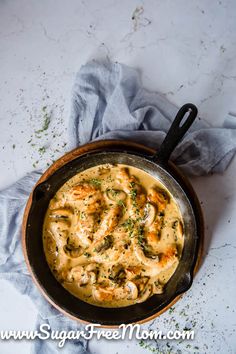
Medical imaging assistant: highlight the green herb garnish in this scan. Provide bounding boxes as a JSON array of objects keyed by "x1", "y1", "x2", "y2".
[
  {"x1": 35, "y1": 111, "x2": 51, "y2": 134},
  {"x1": 123, "y1": 217, "x2": 135, "y2": 237},
  {"x1": 89, "y1": 178, "x2": 102, "y2": 187}
]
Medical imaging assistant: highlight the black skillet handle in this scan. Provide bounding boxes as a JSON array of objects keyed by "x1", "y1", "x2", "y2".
[{"x1": 152, "y1": 103, "x2": 198, "y2": 165}]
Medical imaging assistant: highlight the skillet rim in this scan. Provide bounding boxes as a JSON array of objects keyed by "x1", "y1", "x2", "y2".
[{"x1": 22, "y1": 139, "x2": 204, "y2": 327}]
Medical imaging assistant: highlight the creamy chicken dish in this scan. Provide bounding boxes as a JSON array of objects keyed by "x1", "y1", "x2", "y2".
[{"x1": 43, "y1": 164, "x2": 184, "y2": 307}]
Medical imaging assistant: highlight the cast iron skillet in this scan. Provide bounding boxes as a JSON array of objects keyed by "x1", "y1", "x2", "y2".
[{"x1": 23, "y1": 103, "x2": 202, "y2": 326}]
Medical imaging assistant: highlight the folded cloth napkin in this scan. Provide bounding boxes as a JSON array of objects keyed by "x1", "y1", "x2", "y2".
[{"x1": 0, "y1": 60, "x2": 236, "y2": 353}]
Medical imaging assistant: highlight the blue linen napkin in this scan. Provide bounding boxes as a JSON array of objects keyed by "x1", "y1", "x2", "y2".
[{"x1": 0, "y1": 60, "x2": 236, "y2": 353}]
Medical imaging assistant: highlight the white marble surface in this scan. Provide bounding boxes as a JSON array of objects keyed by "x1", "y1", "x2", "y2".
[{"x1": 0, "y1": 0, "x2": 236, "y2": 353}]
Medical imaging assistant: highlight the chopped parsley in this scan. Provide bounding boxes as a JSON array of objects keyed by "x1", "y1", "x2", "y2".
[
  {"x1": 137, "y1": 225, "x2": 145, "y2": 246},
  {"x1": 130, "y1": 188, "x2": 137, "y2": 201},
  {"x1": 35, "y1": 111, "x2": 51, "y2": 133},
  {"x1": 123, "y1": 217, "x2": 135, "y2": 237},
  {"x1": 89, "y1": 178, "x2": 102, "y2": 187},
  {"x1": 117, "y1": 199, "x2": 127, "y2": 213},
  {"x1": 38, "y1": 146, "x2": 46, "y2": 154}
]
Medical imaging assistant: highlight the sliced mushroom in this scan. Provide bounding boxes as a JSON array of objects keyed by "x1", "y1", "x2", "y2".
[
  {"x1": 49, "y1": 220, "x2": 70, "y2": 244},
  {"x1": 133, "y1": 240, "x2": 177, "y2": 271},
  {"x1": 137, "y1": 230, "x2": 159, "y2": 259},
  {"x1": 68, "y1": 265, "x2": 98, "y2": 286},
  {"x1": 106, "y1": 188, "x2": 127, "y2": 203},
  {"x1": 57, "y1": 268, "x2": 70, "y2": 283},
  {"x1": 125, "y1": 281, "x2": 138, "y2": 300},
  {"x1": 148, "y1": 187, "x2": 170, "y2": 212},
  {"x1": 63, "y1": 244, "x2": 83, "y2": 258},
  {"x1": 136, "y1": 285, "x2": 152, "y2": 303},
  {"x1": 153, "y1": 280, "x2": 164, "y2": 294},
  {"x1": 67, "y1": 266, "x2": 89, "y2": 284},
  {"x1": 108, "y1": 264, "x2": 126, "y2": 285},
  {"x1": 143, "y1": 245, "x2": 159, "y2": 260},
  {"x1": 172, "y1": 218, "x2": 184, "y2": 236},
  {"x1": 143, "y1": 203, "x2": 156, "y2": 226},
  {"x1": 134, "y1": 276, "x2": 150, "y2": 293},
  {"x1": 86, "y1": 264, "x2": 99, "y2": 284},
  {"x1": 94, "y1": 235, "x2": 113, "y2": 253},
  {"x1": 89, "y1": 272, "x2": 97, "y2": 284},
  {"x1": 49, "y1": 208, "x2": 73, "y2": 220}
]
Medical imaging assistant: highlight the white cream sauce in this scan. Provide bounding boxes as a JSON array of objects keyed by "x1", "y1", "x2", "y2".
[{"x1": 43, "y1": 164, "x2": 184, "y2": 307}]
